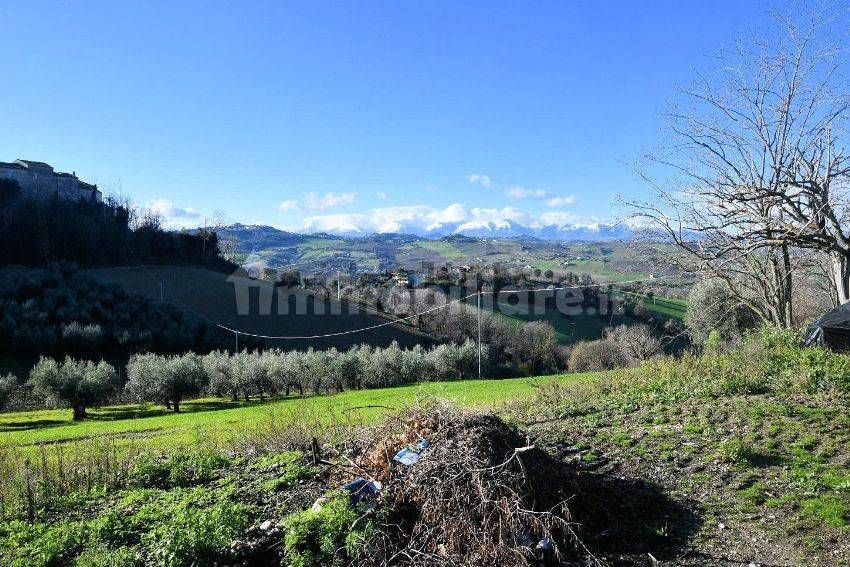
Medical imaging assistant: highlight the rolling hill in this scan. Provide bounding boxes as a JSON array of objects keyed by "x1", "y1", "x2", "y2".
[
  {"x1": 87, "y1": 266, "x2": 432, "y2": 350},
  {"x1": 219, "y1": 224, "x2": 679, "y2": 283}
]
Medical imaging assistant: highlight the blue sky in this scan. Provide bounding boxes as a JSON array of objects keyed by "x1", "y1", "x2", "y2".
[{"x1": 0, "y1": 0, "x2": 791, "y2": 233}]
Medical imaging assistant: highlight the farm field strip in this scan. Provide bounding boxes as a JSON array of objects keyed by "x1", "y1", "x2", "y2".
[{"x1": 0, "y1": 372, "x2": 594, "y2": 450}]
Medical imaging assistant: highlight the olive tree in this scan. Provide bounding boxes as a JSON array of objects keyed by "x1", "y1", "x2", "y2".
[
  {"x1": 685, "y1": 278, "x2": 759, "y2": 346},
  {"x1": 233, "y1": 350, "x2": 273, "y2": 401},
  {"x1": 203, "y1": 350, "x2": 239, "y2": 400},
  {"x1": 326, "y1": 348, "x2": 361, "y2": 392},
  {"x1": 0, "y1": 373, "x2": 17, "y2": 410},
  {"x1": 399, "y1": 344, "x2": 433, "y2": 385},
  {"x1": 264, "y1": 350, "x2": 305, "y2": 396},
  {"x1": 126, "y1": 353, "x2": 208, "y2": 412},
  {"x1": 301, "y1": 348, "x2": 330, "y2": 392},
  {"x1": 28, "y1": 357, "x2": 116, "y2": 420}
]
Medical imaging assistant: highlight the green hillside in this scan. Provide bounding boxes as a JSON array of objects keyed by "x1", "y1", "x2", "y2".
[
  {"x1": 614, "y1": 290, "x2": 688, "y2": 319},
  {"x1": 223, "y1": 227, "x2": 679, "y2": 284},
  {"x1": 488, "y1": 301, "x2": 636, "y2": 344},
  {"x1": 87, "y1": 266, "x2": 431, "y2": 350}
]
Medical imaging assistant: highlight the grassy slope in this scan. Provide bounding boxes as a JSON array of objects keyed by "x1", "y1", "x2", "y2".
[
  {"x1": 0, "y1": 372, "x2": 594, "y2": 450},
  {"x1": 522, "y1": 388, "x2": 850, "y2": 563},
  {"x1": 614, "y1": 290, "x2": 688, "y2": 319},
  {"x1": 489, "y1": 301, "x2": 634, "y2": 344},
  {"x1": 87, "y1": 266, "x2": 430, "y2": 350}
]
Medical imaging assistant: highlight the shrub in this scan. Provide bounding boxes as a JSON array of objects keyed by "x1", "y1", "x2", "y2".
[
  {"x1": 28, "y1": 357, "x2": 116, "y2": 420},
  {"x1": 568, "y1": 338, "x2": 629, "y2": 372},
  {"x1": 512, "y1": 321, "x2": 559, "y2": 375},
  {"x1": 605, "y1": 324, "x2": 662, "y2": 365}
]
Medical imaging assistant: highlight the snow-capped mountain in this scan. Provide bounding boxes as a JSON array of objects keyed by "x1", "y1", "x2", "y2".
[{"x1": 219, "y1": 220, "x2": 638, "y2": 244}]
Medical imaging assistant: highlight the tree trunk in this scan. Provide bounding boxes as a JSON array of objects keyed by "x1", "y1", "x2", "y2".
[
  {"x1": 72, "y1": 405, "x2": 87, "y2": 421},
  {"x1": 832, "y1": 251, "x2": 850, "y2": 305},
  {"x1": 780, "y1": 244, "x2": 794, "y2": 327},
  {"x1": 172, "y1": 400, "x2": 180, "y2": 413}
]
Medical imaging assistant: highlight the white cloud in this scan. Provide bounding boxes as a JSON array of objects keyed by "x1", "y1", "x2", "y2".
[
  {"x1": 139, "y1": 198, "x2": 203, "y2": 229},
  {"x1": 298, "y1": 203, "x2": 546, "y2": 234},
  {"x1": 148, "y1": 198, "x2": 201, "y2": 219},
  {"x1": 466, "y1": 174, "x2": 492, "y2": 188},
  {"x1": 545, "y1": 195, "x2": 577, "y2": 207},
  {"x1": 505, "y1": 185, "x2": 548, "y2": 200},
  {"x1": 469, "y1": 206, "x2": 530, "y2": 223},
  {"x1": 376, "y1": 191, "x2": 388, "y2": 200},
  {"x1": 302, "y1": 204, "x2": 468, "y2": 234},
  {"x1": 279, "y1": 192, "x2": 356, "y2": 212},
  {"x1": 537, "y1": 211, "x2": 581, "y2": 226}
]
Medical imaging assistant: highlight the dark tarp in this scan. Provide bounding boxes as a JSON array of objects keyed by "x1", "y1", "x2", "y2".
[{"x1": 806, "y1": 303, "x2": 850, "y2": 351}]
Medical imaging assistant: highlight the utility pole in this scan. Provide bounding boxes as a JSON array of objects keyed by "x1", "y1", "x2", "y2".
[
  {"x1": 235, "y1": 331, "x2": 239, "y2": 353},
  {"x1": 477, "y1": 290, "x2": 482, "y2": 379},
  {"x1": 337, "y1": 270, "x2": 341, "y2": 301}
]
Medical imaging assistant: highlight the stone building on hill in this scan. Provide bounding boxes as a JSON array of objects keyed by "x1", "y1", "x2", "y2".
[{"x1": 0, "y1": 159, "x2": 101, "y2": 202}]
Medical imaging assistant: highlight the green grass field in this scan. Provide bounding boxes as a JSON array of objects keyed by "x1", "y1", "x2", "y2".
[
  {"x1": 614, "y1": 290, "x2": 688, "y2": 319},
  {"x1": 0, "y1": 373, "x2": 594, "y2": 452},
  {"x1": 489, "y1": 301, "x2": 634, "y2": 344}
]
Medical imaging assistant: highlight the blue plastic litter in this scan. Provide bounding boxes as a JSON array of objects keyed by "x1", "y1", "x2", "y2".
[
  {"x1": 415, "y1": 439, "x2": 430, "y2": 450},
  {"x1": 535, "y1": 537, "x2": 554, "y2": 553},
  {"x1": 393, "y1": 447, "x2": 421, "y2": 466},
  {"x1": 343, "y1": 478, "x2": 381, "y2": 505}
]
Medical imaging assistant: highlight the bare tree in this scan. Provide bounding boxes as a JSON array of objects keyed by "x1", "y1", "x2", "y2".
[
  {"x1": 730, "y1": 10, "x2": 850, "y2": 305},
  {"x1": 219, "y1": 233, "x2": 241, "y2": 264},
  {"x1": 626, "y1": 8, "x2": 850, "y2": 325}
]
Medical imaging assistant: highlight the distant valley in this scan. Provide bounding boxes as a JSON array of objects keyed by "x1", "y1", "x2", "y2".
[{"x1": 218, "y1": 223, "x2": 675, "y2": 281}]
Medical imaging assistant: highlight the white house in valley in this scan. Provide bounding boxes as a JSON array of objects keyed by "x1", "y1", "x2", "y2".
[{"x1": 0, "y1": 159, "x2": 101, "y2": 202}]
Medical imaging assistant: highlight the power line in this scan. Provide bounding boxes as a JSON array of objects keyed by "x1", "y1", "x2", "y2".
[
  {"x1": 114, "y1": 227, "x2": 687, "y2": 341},
  {"x1": 198, "y1": 275, "x2": 684, "y2": 340},
  {"x1": 216, "y1": 292, "x2": 480, "y2": 340}
]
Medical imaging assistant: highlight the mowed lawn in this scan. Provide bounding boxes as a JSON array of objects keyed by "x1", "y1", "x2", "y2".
[{"x1": 0, "y1": 373, "x2": 594, "y2": 451}]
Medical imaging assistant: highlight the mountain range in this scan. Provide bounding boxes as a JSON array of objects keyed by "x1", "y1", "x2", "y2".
[{"x1": 219, "y1": 219, "x2": 638, "y2": 246}]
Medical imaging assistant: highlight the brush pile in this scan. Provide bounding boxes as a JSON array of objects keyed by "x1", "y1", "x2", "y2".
[{"x1": 335, "y1": 403, "x2": 599, "y2": 566}]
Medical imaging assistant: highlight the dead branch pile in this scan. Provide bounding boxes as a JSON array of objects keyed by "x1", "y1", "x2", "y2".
[{"x1": 343, "y1": 403, "x2": 599, "y2": 566}]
